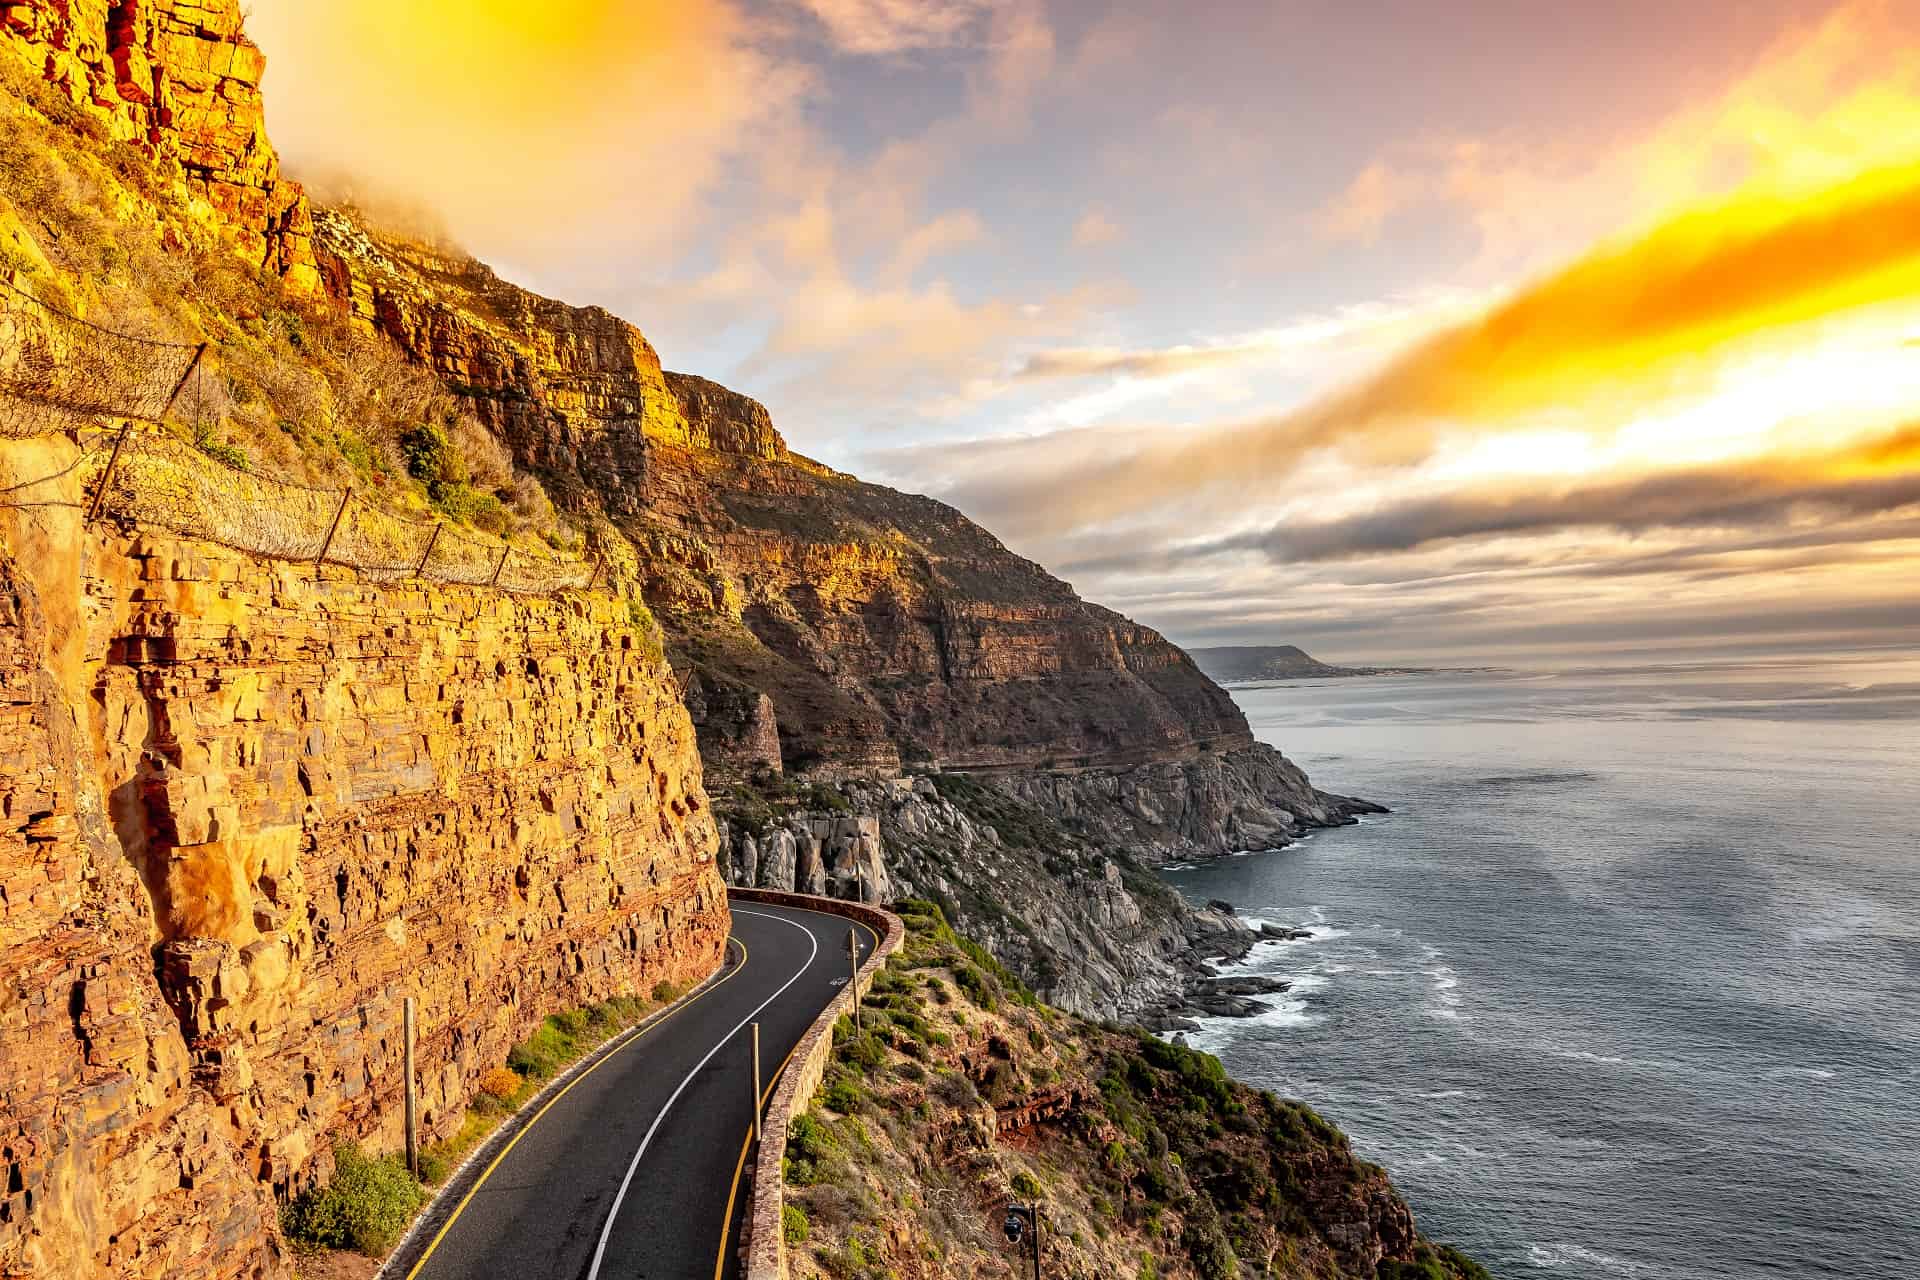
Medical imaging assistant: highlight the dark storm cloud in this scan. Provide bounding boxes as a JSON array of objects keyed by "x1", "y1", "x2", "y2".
[{"x1": 1208, "y1": 434, "x2": 1920, "y2": 564}]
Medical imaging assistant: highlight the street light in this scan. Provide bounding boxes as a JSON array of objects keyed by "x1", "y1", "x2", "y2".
[{"x1": 1003, "y1": 1204, "x2": 1041, "y2": 1280}]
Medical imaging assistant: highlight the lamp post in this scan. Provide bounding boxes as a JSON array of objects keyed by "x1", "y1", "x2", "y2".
[{"x1": 1002, "y1": 1204, "x2": 1041, "y2": 1280}]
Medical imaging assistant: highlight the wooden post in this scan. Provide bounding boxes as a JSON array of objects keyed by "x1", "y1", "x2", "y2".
[
  {"x1": 314, "y1": 487, "x2": 352, "y2": 572},
  {"x1": 157, "y1": 342, "x2": 208, "y2": 422},
  {"x1": 488, "y1": 545, "x2": 509, "y2": 588},
  {"x1": 413, "y1": 523, "x2": 443, "y2": 576},
  {"x1": 750, "y1": 1021, "x2": 762, "y2": 1143},
  {"x1": 583, "y1": 557, "x2": 604, "y2": 593},
  {"x1": 1031, "y1": 1205, "x2": 1041, "y2": 1280},
  {"x1": 403, "y1": 997, "x2": 418, "y2": 1178},
  {"x1": 84, "y1": 419, "x2": 134, "y2": 523},
  {"x1": 848, "y1": 928, "x2": 860, "y2": 1031}
]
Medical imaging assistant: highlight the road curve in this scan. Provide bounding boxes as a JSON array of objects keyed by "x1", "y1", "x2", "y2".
[{"x1": 397, "y1": 900, "x2": 877, "y2": 1280}]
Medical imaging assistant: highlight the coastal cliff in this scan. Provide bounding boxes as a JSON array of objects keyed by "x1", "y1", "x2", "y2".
[
  {"x1": 782, "y1": 901, "x2": 1487, "y2": 1280},
  {"x1": 309, "y1": 206, "x2": 1379, "y2": 1016},
  {"x1": 0, "y1": 448, "x2": 726, "y2": 1277},
  {"x1": 0, "y1": 4, "x2": 1440, "y2": 1275}
]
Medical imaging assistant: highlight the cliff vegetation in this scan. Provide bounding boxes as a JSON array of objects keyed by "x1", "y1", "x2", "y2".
[{"x1": 783, "y1": 902, "x2": 1485, "y2": 1280}]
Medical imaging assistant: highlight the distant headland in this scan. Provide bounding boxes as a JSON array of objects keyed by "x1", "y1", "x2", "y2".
[{"x1": 1188, "y1": 644, "x2": 1440, "y2": 683}]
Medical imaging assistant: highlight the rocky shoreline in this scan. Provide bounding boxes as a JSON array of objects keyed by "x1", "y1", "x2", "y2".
[
  {"x1": 718, "y1": 767, "x2": 1382, "y2": 1024},
  {"x1": 1140, "y1": 903, "x2": 1318, "y2": 1033}
]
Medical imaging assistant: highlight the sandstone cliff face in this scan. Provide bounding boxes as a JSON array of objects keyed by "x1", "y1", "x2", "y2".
[
  {"x1": 0, "y1": 0, "x2": 317, "y2": 289},
  {"x1": 310, "y1": 212, "x2": 1262, "y2": 787},
  {"x1": 305, "y1": 206, "x2": 1379, "y2": 1016},
  {"x1": 0, "y1": 440, "x2": 726, "y2": 1279}
]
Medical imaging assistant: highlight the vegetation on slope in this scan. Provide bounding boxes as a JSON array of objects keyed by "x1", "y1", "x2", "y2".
[
  {"x1": 784, "y1": 901, "x2": 1485, "y2": 1279},
  {"x1": 0, "y1": 56, "x2": 571, "y2": 547},
  {"x1": 282, "y1": 982, "x2": 686, "y2": 1264}
]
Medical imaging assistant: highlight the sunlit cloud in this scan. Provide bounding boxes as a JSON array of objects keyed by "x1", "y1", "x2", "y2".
[
  {"x1": 1203, "y1": 425, "x2": 1920, "y2": 563},
  {"x1": 791, "y1": 0, "x2": 1011, "y2": 55},
  {"x1": 1070, "y1": 209, "x2": 1125, "y2": 249},
  {"x1": 918, "y1": 158, "x2": 1920, "y2": 543},
  {"x1": 248, "y1": 0, "x2": 805, "y2": 267}
]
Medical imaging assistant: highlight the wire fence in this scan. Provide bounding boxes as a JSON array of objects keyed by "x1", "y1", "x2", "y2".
[
  {"x1": 0, "y1": 276, "x2": 204, "y2": 435},
  {"x1": 0, "y1": 276, "x2": 598, "y2": 596}
]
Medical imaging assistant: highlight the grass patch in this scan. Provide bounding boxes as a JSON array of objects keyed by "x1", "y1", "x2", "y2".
[
  {"x1": 419, "y1": 989, "x2": 670, "y2": 1185},
  {"x1": 282, "y1": 1142, "x2": 424, "y2": 1256}
]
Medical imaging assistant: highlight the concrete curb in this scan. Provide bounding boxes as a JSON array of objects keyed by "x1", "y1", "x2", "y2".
[
  {"x1": 729, "y1": 889, "x2": 904, "y2": 1280},
  {"x1": 373, "y1": 941, "x2": 741, "y2": 1280}
]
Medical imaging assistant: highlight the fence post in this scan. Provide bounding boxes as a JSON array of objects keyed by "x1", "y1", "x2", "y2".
[
  {"x1": 413, "y1": 523, "x2": 443, "y2": 577},
  {"x1": 584, "y1": 557, "x2": 604, "y2": 593},
  {"x1": 849, "y1": 927, "x2": 861, "y2": 1031},
  {"x1": 403, "y1": 996, "x2": 418, "y2": 1177},
  {"x1": 488, "y1": 546, "x2": 509, "y2": 588},
  {"x1": 314, "y1": 487, "x2": 351, "y2": 574},
  {"x1": 84, "y1": 419, "x2": 134, "y2": 523},
  {"x1": 157, "y1": 342, "x2": 208, "y2": 422}
]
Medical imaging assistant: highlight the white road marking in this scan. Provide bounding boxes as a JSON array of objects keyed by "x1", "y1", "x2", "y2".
[{"x1": 584, "y1": 908, "x2": 821, "y2": 1280}]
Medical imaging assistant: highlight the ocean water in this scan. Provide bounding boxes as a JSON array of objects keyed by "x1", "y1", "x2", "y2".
[{"x1": 1163, "y1": 656, "x2": 1920, "y2": 1280}]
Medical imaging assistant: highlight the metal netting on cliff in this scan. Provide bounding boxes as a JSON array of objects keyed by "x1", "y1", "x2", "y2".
[
  {"x1": 1, "y1": 277, "x2": 598, "y2": 596},
  {"x1": 0, "y1": 277, "x2": 204, "y2": 437},
  {"x1": 83, "y1": 429, "x2": 597, "y2": 593},
  {"x1": 95, "y1": 430, "x2": 347, "y2": 559}
]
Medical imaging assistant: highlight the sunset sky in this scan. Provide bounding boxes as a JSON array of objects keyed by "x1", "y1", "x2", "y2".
[{"x1": 247, "y1": 0, "x2": 1920, "y2": 665}]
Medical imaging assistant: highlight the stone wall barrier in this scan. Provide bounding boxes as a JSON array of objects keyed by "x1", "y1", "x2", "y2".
[{"x1": 728, "y1": 888, "x2": 904, "y2": 1280}]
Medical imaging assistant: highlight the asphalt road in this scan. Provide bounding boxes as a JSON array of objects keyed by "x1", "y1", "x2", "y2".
[{"x1": 399, "y1": 899, "x2": 877, "y2": 1280}]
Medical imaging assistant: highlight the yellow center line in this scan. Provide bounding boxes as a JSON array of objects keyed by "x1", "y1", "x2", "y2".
[
  {"x1": 712, "y1": 915, "x2": 882, "y2": 1279},
  {"x1": 404, "y1": 936, "x2": 750, "y2": 1280}
]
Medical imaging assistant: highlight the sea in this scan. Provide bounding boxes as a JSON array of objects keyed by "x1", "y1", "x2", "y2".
[{"x1": 1162, "y1": 655, "x2": 1920, "y2": 1280}]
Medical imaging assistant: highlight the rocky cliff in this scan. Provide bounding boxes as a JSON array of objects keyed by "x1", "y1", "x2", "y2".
[
  {"x1": 305, "y1": 206, "x2": 1383, "y2": 1020},
  {"x1": 309, "y1": 211, "x2": 1283, "y2": 785},
  {"x1": 0, "y1": 4, "x2": 1395, "y2": 1270},
  {"x1": 0, "y1": 0, "x2": 317, "y2": 290},
  {"x1": 781, "y1": 900, "x2": 1487, "y2": 1280},
  {"x1": 0, "y1": 435, "x2": 726, "y2": 1278}
]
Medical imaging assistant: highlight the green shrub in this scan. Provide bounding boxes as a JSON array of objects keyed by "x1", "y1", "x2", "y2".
[
  {"x1": 281, "y1": 1142, "x2": 424, "y2": 1255},
  {"x1": 401, "y1": 421, "x2": 459, "y2": 491},
  {"x1": 192, "y1": 421, "x2": 250, "y2": 471},
  {"x1": 784, "y1": 1111, "x2": 846, "y2": 1186},
  {"x1": 1381, "y1": 1244, "x2": 1492, "y2": 1280},
  {"x1": 401, "y1": 422, "x2": 507, "y2": 532},
  {"x1": 782, "y1": 1203, "x2": 810, "y2": 1245},
  {"x1": 1182, "y1": 1214, "x2": 1238, "y2": 1280},
  {"x1": 1010, "y1": 1170, "x2": 1041, "y2": 1199},
  {"x1": 415, "y1": 1149, "x2": 451, "y2": 1186},
  {"x1": 822, "y1": 1073, "x2": 866, "y2": 1114}
]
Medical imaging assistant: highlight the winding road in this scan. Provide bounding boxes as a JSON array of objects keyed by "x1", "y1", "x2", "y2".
[{"x1": 393, "y1": 899, "x2": 877, "y2": 1280}]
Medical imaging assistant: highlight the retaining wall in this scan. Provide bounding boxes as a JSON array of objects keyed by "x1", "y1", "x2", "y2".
[{"x1": 727, "y1": 888, "x2": 904, "y2": 1280}]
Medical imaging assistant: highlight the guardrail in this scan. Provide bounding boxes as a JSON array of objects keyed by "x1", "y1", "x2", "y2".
[{"x1": 726, "y1": 889, "x2": 903, "y2": 1280}]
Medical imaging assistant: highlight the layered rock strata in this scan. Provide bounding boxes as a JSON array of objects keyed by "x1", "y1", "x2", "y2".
[
  {"x1": 0, "y1": 439, "x2": 725, "y2": 1279},
  {"x1": 308, "y1": 213, "x2": 1264, "y2": 785},
  {"x1": 306, "y1": 207, "x2": 1383, "y2": 1017},
  {"x1": 0, "y1": 0, "x2": 318, "y2": 289}
]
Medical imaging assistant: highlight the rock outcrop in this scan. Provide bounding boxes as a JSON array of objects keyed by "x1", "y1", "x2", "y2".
[
  {"x1": 718, "y1": 775, "x2": 1275, "y2": 1019},
  {"x1": 781, "y1": 901, "x2": 1488, "y2": 1280},
  {"x1": 0, "y1": 439, "x2": 726, "y2": 1279},
  {"x1": 308, "y1": 212, "x2": 1265, "y2": 785},
  {"x1": 0, "y1": 0, "x2": 318, "y2": 290},
  {"x1": 301, "y1": 194, "x2": 1388, "y2": 1017}
]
